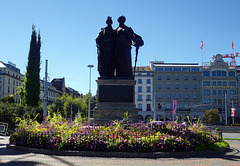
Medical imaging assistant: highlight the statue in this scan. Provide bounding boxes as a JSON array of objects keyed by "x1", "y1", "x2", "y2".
[
  {"x1": 96, "y1": 16, "x2": 116, "y2": 78},
  {"x1": 96, "y1": 16, "x2": 144, "y2": 79}
]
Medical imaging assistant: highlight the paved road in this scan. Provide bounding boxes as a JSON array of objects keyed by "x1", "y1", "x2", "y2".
[{"x1": 1, "y1": 134, "x2": 240, "y2": 166}]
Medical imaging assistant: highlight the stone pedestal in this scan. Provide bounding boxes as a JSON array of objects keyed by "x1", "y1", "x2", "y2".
[{"x1": 93, "y1": 79, "x2": 138, "y2": 124}]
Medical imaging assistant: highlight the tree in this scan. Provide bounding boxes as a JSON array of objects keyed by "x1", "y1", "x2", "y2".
[
  {"x1": 203, "y1": 109, "x2": 220, "y2": 125},
  {"x1": 0, "y1": 95, "x2": 15, "y2": 103},
  {"x1": 25, "y1": 25, "x2": 41, "y2": 107},
  {"x1": 47, "y1": 93, "x2": 92, "y2": 119}
]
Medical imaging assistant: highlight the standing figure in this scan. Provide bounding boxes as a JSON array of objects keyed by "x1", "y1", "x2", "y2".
[
  {"x1": 96, "y1": 16, "x2": 116, "y2": 78},
  {"x1": 115, "y1": 16, "x2": 143, "y2": 78}
]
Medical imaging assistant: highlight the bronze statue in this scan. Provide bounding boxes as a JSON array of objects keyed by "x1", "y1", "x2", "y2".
[
  {"x1": 96, "y1": 16, "x2": 143, "y2": 79},
  {"x1": 96, "y1": 16, "x2": 115, "y2": 78}
]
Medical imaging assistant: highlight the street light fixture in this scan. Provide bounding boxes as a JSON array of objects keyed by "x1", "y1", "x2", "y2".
[{"x1": 87, "y1": 65, "x2": 94, "y2": 121}]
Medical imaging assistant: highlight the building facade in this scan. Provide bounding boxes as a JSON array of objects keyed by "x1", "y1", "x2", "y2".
[
  {"x1": 0, "y1": 61, "x2": 24, "y2": 103},
  {"x1": 150, "y1": 61, "x2": 202, "y2": 122},
  {"x1": 40, "y1": 80, "x2": 57, "y2": 105},
  {"x1": 134, "y1": 66, "x2": 153, "y2": 121},
  {"x1": 202, "y1": 54, "x2": 239, "y2": 124},
  {"x1": 135, "y1": 54, "x2": 240, "y2": 124}
]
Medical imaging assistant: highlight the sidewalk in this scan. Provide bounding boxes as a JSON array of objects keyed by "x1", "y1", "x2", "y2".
[{"x1": 1, "y1": 135, "x2": 240, "y2": 166}]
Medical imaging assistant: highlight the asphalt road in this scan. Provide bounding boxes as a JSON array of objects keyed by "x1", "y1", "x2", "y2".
[{"x1": 1, "y1": 134, "x2": 240, "y2": 166}]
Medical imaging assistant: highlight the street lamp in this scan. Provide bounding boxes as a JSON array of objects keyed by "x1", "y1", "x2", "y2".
[{"x1": 87, "y1": 65, "x2": 94, "y2": 121}]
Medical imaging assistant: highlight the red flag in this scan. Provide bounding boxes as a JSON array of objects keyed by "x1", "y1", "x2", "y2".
[
  {"x1": 200, "y1": 40, "x2": 203, "y2": 49},
  {"x1": 232, "y1": 40, "x2": 234, "y2": 49}
]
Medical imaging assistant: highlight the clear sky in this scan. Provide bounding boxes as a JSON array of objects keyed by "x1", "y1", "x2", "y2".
[{"x1": 1, "y1": 0, "x2": 240, "y2": 95}]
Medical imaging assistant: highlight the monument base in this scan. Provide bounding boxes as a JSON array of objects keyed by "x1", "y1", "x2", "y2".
[
  {"x1": 93, "y1": 102, "x2": 138, "y2": 124},
  {"x1": 93, "y1": 79, "x2": 138, "y2": 124}
]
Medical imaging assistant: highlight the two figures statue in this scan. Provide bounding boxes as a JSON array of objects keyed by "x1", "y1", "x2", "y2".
[{"x1": 96, "y1": 16, "x2": 144, "y2": 79}]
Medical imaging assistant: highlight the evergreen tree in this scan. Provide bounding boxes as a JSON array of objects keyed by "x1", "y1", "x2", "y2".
[{"x1": 25, "y1": 25, "x2": 41, "y2": 107}]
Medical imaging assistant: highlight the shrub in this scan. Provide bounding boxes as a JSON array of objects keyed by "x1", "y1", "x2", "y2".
[{"x1": 10, "y1": 114, "x2": 225, "y2": 153}]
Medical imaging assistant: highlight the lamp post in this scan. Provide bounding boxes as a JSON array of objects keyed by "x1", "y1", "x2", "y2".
[{"x1": 87, "y1": 65, "x2": 94, "y2": 121}]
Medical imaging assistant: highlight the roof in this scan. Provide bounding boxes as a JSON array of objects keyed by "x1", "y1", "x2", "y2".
[{"x1": 133, "y1": 66, "x2": 152, "y2": 72}]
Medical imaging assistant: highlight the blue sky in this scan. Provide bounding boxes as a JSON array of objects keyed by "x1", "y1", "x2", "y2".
[{"x1": 1, "y1": 0, "x2": 240, "y2": 95}]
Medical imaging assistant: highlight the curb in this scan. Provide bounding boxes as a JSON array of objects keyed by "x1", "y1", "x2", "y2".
[{"x1": 6, "y1": 144, "x2": 234, "y2": 159}]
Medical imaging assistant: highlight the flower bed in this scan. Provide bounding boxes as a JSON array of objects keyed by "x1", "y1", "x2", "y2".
[{"x1": 10, "y1": 114, "x2": 225, "y2": 152}]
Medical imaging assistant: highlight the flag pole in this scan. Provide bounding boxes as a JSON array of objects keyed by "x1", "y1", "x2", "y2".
[{"x1": 201, "y1": 40, "x2": 203, "y2": 66}]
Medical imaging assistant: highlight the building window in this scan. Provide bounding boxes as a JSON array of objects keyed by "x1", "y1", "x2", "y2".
[
  {"x1": 223, "y1": 90, "x2": 227, "y2": 94},
  {"x1": 137, "y1": 104, "x2": 142, "y2": 110},
  {"x1": 173, "y1": 68, "x2": 181, "y2": 71},
  {"x1": 167, "y1": 75, "x2": 170, "y2": 80},
  {"x1": 212, "y1": 70, "x2": 227, "y2": 77},
  {"x1": 184, "y1": 104, "x2": 189, "y2": 109},
  {"x1": 212, "y1": 99, "x2": 217, "y2": 104},
  {"x1": 203, "y1": 99, "x2": 210, "y2": 104},
  {"x1": 223, "y1": 82, "x2": 227, "y2": 86},
  {"x1": 165, "y1": 68, "x2": 172, "y2": 71},
  {"x1": 184, "y1": 75, "x2": 188, "y2": 80},
  {"x1": 191, "y1": 68, "x2": 199, "y2": 71},
  {"x1": 184, "y1": 84, "x2": 188, "y2": 89},
  {"x1": 176, "y1": 84, "x2": 179, "y2": 89},
  {"x1": 146, "y1": 79, "x2": 151, "y2": 84},
  {"x1": 0, "y1": 70, "x2": 2, "y2": 73},
  {"x1": 137, "y1": 95, "x2": 142, "y2": 101},
  {"x1": 182, "y1": 68, "x2": 190, "y2": 71},
  {"x1": 138, "y1": 79, "x2": 142, "y2": 84},
  {"x1": 146, "y1": 95, "x2": 151, "y2": 101},
  {"x1": 158, "y1": 75, "x2": 161, "y2": 80},
  {"x1": 184, "y1": 93, "x2": 189, "y2": 99},
  {"x1": 8, "y1": 78, "x2": 10, "y2": 84},
  {"x1": 204, "y1": 90, "x2": 210, "y2": 95},
  {"x1": 176, "y1": 75, "x2": 179, "y2": 80},
  {"x1": 203, "y1": 81, "x2": 210, "y2": 86},
  {"x1": 229, "y1": 71, "x2": 235, "y2": 77},
  {"x1": 158, "y1": 84, "x2": 161, "y2": 89},
  {"x1": 167, "y1": 93, "x2": 171, "y2": 99},
  {"x1": 8, "y1": 86, "x2": 10, "y2": 93},
  {"x1": 155, "y1": 68, "x2": 163, "y2": 71},
  {"x1": 0, "y1": 77, "x2": 1, "y2": 83},
  {"x1": 146, "y1": 104, "x2": 151, "y2": 111},
  {"x1": 176, "y1": 93, "x2": 180, "y2": 99},
  {"x1": 212, "y1": 81, "x2": 216, "y2": 86},
  {"x1": 222, "y1": 71, "x2": 227, "y2": 76},
  {"x1": 193, "y1": 93, "x2": 197, "y2": 99},
  {"x1": 157, "y1": 93, "x2": 162, "y2": 99},
  {"x1": 212, "y1": 90, "x2": 216, "y2": 95},
  {"x1": 138, "y1": 86, "x2": 142, "y2": 92},
  {"x1": 229, "y1": 90, "x2": 236, "y2": 95},
  {"x1": 218, "y1": 90, "x2": 222, "y2": 95},
  {"x1": 167, "y1": 83, "x2": 170, "y2": 89},
  {"x1": 193, "y1": 76, "x2": 197, "y2": 80},
  {"x1": 147, "y1": 86, "x2": 151, "y2": 92},
  {"x1": 193, "y1": 84, "x2": 197, "y2": 89},
  {"x1": 166, "y1": 103, "x2": 171, "y2": 109},
  {"x1": 203, "y1": 71, "x2": 210, "y2": 76},
  {"x1": 229, "y1": 82, "x2": 236, "y2": 86}
]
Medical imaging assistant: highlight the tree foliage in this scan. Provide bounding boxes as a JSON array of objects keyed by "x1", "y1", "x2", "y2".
[
  {"x1": 25, "y1": 25, "x2": 41, "y2": 107},
  {"x1": 0, "y1": 101, "x2": 43, "y2": 133},
  {"x1": 47, "y1": 93, "x2": 96, "y2": 119},
  {"x1": 0, "y1": 95, "x2": 15, "y2": 103},
  {"x1": 203, "y1": 109, "x2": 220, "y2": 125}
]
